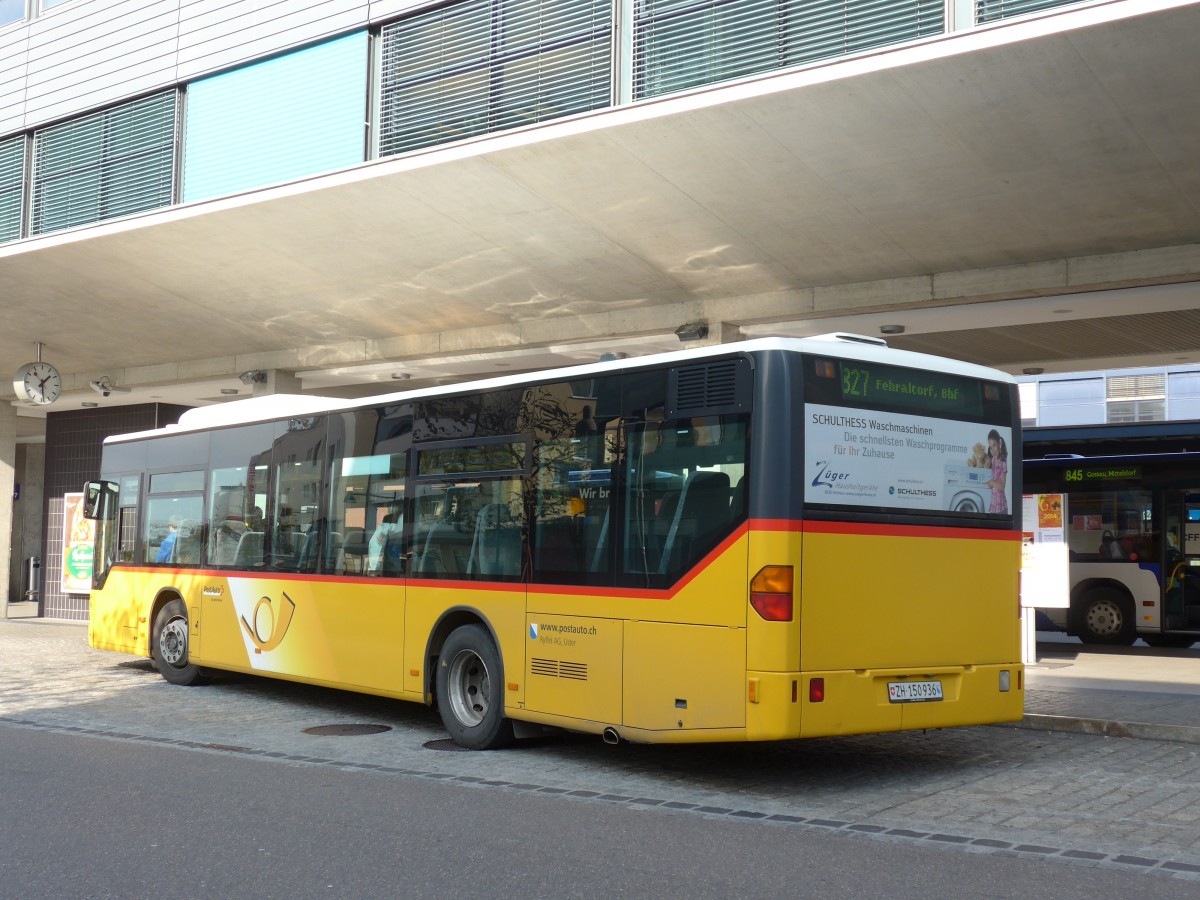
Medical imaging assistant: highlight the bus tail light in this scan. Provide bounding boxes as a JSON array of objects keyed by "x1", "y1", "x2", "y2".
[
  {"x1": 750, "y1": 566, "x2": 794, "y2": 621},
  {"x1": 999, "y1": 670, "x2": 1011, "y2": 692},
  {"x1": 809, "y1": 677, "x2": 825, "y2": 703}
]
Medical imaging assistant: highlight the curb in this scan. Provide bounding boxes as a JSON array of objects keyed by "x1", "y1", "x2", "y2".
[{"x1": 1006, "y1": 713, "x2": 1200, "y2": 746}]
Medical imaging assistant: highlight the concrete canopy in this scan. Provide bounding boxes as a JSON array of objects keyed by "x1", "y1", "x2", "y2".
[{"x1": 3, "y1": 0, "x2": 1199, "y2": 438}]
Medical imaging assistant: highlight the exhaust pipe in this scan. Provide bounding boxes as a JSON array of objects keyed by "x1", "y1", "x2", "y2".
[{"x1": 602, "y1": 727, "x2": 620, "y2": 745}]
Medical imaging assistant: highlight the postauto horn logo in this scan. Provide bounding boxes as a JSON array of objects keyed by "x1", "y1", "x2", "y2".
[{"x1": 240, "y1": 592, "x2": 297, "y2": 652}]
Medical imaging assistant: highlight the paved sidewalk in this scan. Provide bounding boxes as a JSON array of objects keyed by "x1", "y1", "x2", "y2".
[{"x1": 1022, "y1": 640, "x2": 1200, "y2": 745}]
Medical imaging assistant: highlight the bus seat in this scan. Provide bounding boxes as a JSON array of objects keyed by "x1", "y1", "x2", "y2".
[
  {"x1": 658, "y1": 471, "x2": 730, "y2": 575},
  {"x1": 729, "y1": 478, "x2": 746, "y2": 518},
  {"x1": 1098, "y1": 530, "x2": 1123, "y2": 560},
  {"x1": 342, "y1": 528, "x2": 367, "y2": 573},
  {"x1": 466, "y1": 503, "x2": 520, "y2": 577},
  {"x1": 235, "y1": 531, "x2": 264, "y2": 567},
  {"x1": 588, "y1": 507, "x2": 610, "y2": 573},
  {"x1": 417, "y1": 522, "x2": 470, "y2": 576}
]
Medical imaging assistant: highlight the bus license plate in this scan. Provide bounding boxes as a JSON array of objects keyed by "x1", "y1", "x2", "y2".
[{"x1": 888, "y1": 680, "x2": 943, "y2": 703}]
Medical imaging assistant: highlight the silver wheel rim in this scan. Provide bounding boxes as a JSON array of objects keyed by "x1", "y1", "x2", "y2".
[
  {"x1": 447, "y1": 648, "x2": 490, "y2": 728},
  {"x1": 1086, "y1": 599, "x2": 1123, "y2": 638},
  {"x1": 160, "y1": 616, "x2": 188, "y2": 668}
]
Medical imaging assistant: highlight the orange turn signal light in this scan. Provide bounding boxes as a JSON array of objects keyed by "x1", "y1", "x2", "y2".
[{"x1": 749, "y1": 566, "x2": 793, "y2": 621}]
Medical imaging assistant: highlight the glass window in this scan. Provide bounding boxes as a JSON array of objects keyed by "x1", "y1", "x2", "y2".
[
  {"x1": 145, "y1": 495, "x2": 204, "y2": 566},
  {"x1": 634, "y1": 0, "x2": 943, "y2": 100},
  {"x1": 0, "y1": 134, "x2": 23, "y2": 243},
  {"x1": 413, "y1": 475, "x2": 524, "y2": 579},
  {"x1": 268, "y1": 417, "x2": 327, "y2": 571},
  {"x1": 0, "y1": 0, "x2": 25, "y2": 27},
  {"x1": 328, "y1": 408, "x2": 410, "y2": 576},
  {"x1": 31, "y1": 90, "x2": 177, "y2": 236},
  {"x1": 207, "y1": 465, "x2": 268, "y2": 567},
  {"x1": 378, "y1": 0, "x2": 612, "y2": 157},
  {"x1": 1037, "y1": 377, "x2": 1105, "y2": 426},
  {"x1": 1168, "y1": 371, "x2": 1200, "y2": 420},
  {"x1": 623, "y1": 414, "x2": 748, "y2": 583},
  {"x1": 525, "y1": 376, "x2": 623, "y2": 584},
  {"x1": 1065, "y1": 490, "x2": 1155, "y2": 563}
]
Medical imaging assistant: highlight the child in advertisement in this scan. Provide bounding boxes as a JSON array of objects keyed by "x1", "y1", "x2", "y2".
[{"x1": 985, "y1": 429, "x2": 1008, "y2": 514}]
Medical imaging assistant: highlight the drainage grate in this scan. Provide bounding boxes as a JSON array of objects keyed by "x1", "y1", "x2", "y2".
[
  {"x1": 303, "y1": 724, "x2": 392, "y2": 737},
  {"x1": 423, "y1": 738, "x2": 471, "y2": 752}
]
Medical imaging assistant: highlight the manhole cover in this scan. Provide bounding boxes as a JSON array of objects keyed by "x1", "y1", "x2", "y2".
[
  {"x1": 303, "y1": 723, "x2": 392, "y2": 737},
  {"x1": 423, "y1": 738, "x2": 471, "y2": 752}
]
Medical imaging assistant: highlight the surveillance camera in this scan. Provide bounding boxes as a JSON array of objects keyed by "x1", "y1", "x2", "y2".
[{"x1": 88, "y1": 376, "x2": 130, "y2": 397}]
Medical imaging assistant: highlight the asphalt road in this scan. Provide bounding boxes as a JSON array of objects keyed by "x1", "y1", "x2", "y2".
[
  {"x1": 3, "y1": 723, "x2": 1198, "y2": 900},
  {"x1": 4, "y1": 621, "x2": 1200, "y2": 894}
]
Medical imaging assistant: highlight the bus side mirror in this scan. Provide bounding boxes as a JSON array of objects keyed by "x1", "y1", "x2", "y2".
[{"x1": 84, "y1": 481, "x2": 118, "y2": 520}]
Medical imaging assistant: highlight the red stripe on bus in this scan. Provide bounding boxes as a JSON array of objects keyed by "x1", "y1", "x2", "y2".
[
  {"x1": 108, "y1": 519, "x2": 1012, "y2": 600},
  {"x1": 749, "y1": 518, "x2": 1020, "y2": 541}
]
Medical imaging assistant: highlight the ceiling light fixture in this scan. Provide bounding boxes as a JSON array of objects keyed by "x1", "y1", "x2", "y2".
[
  {"x1": 391, "y1": 372, "x2": 411, "y2": 380},
  {"x1": 1022, "y1": 367, "x2": 1045, "y2": 376},
  {"x1": 879, "y1": 324, "x2": 905, "y2": 335},
  {"x1": 220, "y1": 388, "x2": 239, "y2": 395}
]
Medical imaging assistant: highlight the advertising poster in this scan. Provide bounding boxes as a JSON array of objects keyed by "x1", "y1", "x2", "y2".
[
  {"x1": 61, "y1": 491, "x2": 95, "y2": 594},
  {"x1": 1020, "y1": 493, "x2": 1069, "y2": 610},
  {"x1": 804, "y1": 404, "x2": 1013, "y2": 515}
]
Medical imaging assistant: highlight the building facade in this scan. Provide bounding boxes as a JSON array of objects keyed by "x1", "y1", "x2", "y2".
[{"x1": 3, "y1": 0, "x2": 1199, "y2": 618}]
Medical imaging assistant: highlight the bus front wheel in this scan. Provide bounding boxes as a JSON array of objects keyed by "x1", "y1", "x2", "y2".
[
  {"x1": 436, "y1": 624, "x2": 515, "y2": 750},
  {"x1": 151, "y1": 599, "x2": 203, "y2": 686},
  {"x1": 1076, "y1": 588, "x2": 1136, "y2": 646}
]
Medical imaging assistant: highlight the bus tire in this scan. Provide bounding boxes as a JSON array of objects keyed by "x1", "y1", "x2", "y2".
[
  {"x1": 1076, "y1": 587, "x2": 1136, "y2": 646},
  {"x1": 436, "y1": 624, "x2": 514, "y2": 750},
  {"x1": 151, "y1": 599, "x2": 203, "y2": 686}
]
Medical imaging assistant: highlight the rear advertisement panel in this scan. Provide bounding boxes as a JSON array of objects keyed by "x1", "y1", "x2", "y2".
[{"x1": 805, "y1": 404, "x2": 1013, "y2": 515}]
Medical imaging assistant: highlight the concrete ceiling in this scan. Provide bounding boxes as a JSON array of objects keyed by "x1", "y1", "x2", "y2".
[{"x1": 3, "y1": 0, "x2": 1199, "y2": 440}]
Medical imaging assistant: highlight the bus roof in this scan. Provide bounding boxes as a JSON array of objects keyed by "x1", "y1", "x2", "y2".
[{"x1": 105, "y1": 334, "x2": 1015, "y2": 444}]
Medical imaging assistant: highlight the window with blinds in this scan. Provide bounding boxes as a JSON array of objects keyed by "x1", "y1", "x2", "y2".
[
  {"x1": 30, "y1": 90, "x2": 177, "y2": 237},
  {"x1": 378, "y1": 0, "x2": 613, "y2": 157},
  {"x1": 976, "y1": 0, "x2": 1084, "y2": 25},
  {"x1": 0, "y1": 135, "x2": 24, "y2": 243},
  {"x1": 634, "y1": 0, "x2": 944, "y2": 100},
  {"x1": 1106, "y1": 373, "x2": 1166, "y2": 424}
]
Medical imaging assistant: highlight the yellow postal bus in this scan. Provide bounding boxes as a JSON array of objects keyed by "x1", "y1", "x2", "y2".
[{"x1": 84, "y1": 335, "x2": 1023, "y2": 749}]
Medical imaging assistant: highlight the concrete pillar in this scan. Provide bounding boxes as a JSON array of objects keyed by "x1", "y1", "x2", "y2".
[
  {"x1": 0, "y1": 404, "x2": 15, "y2": 613},
  {"x1": 251, "y1": 369, "x2": 302, "y2": 397}
]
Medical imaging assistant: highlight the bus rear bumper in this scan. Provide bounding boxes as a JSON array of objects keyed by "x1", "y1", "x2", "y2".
[{"x1": 795, "y1": 663, "x2": 1025, "y2": 739}]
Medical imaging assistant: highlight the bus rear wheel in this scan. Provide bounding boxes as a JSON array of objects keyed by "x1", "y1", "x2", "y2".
[
  {"x1": 436, "y1": 624, "x2": 514, "y2": 750},
  {"x1": 1076, "y1": 588, "x2": 1136, "y2": 646},
  {"x1": 151, "y1": 598, "x2": 203, "y2": 686}
]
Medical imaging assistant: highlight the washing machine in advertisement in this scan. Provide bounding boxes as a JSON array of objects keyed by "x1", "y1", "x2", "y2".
[{"x1": 944, "y1": 463, "x2": 990, "y2": 513}]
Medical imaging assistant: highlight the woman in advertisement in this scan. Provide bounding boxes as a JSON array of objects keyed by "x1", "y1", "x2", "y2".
[{"x1": 986, "y1": 429, "x2": 1009, "y2": 514}]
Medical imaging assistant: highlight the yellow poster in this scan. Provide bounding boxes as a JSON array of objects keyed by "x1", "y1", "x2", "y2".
[
  {"x1": 1037, "y1": 493, "x2": 1063, "y2": 529},
  {"x1": 61, "y1": 492, "x2": 95, "y2": 594}
]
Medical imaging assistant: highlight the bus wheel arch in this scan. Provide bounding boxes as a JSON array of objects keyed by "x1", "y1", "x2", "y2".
[
  {"x1": 1071, "y1": 581, "x2": 1136, "y2": 646},
  {"x1": 150, "y1": 593, "x2": 204, "y2": 685},
  {"x1": 427, "y1": 610, "x2": 514, "y2": 750}
]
